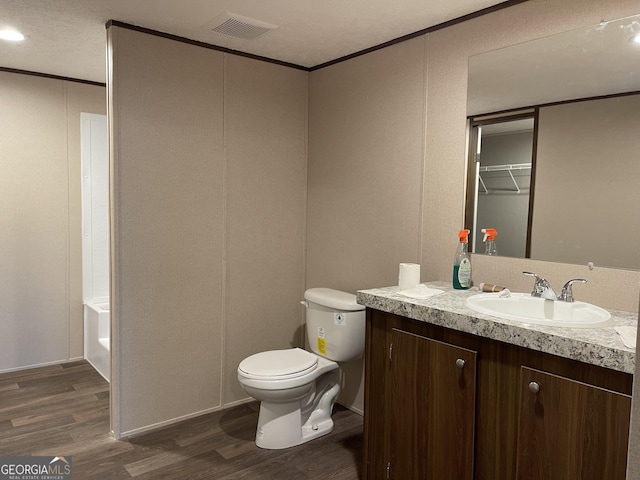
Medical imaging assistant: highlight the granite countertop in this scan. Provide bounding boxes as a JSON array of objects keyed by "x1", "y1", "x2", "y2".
[{"x1": 357, "y1": 281, "x2": 637, "y2": 374}]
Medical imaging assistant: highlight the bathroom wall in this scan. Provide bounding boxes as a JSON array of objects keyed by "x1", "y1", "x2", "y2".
[
  {"x1": 108, "y1": 26, "x2": 308, "y2": 436},
  {"x1": 307, "y1": 0, "x2": 640, "y2": 411},
  {"x1": 307, "y1": 37, "x2": 427, "y2": 411},
  {"x1": 0, "y1": 70, "x2": 105, "y2": 372},
  {"x1": 224, "y1": 54, "x2": 308, "y2": 404}
]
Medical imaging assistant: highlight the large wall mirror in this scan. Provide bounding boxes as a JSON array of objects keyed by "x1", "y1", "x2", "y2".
[{"x1": 465, "y1": 14, "x2": 640, "y2": 270}]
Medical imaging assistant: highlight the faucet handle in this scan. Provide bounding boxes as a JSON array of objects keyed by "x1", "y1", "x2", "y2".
[
  {"x1": 523, "y1": 271, "x2": 546, "y2": 295},
  {"x1": 522, "y1": 271, "x2": 556, "y2": 299},
  {"x1": 559, "y1": 278, "x2": 587, "y2": 303}
]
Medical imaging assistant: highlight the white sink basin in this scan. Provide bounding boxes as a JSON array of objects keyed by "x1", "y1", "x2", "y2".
[{"x1": 466, "y1": 292, "x2": 611, "y2": 328}]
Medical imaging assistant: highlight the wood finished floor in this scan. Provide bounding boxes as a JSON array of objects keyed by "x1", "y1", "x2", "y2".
[{"x1": 0, "y1": 360, "x2": 363, "y2": 479}]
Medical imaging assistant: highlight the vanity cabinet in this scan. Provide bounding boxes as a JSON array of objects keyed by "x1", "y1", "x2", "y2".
[{"x1": 363, "y1": 308, "x2": 633, "y2": 480}]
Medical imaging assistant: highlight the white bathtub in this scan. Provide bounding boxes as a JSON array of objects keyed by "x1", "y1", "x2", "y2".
[{"x1": 84, "y1": 301, "x2": 110, "y2": 382}]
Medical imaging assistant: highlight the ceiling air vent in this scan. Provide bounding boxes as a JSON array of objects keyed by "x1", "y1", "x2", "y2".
[{"x1": 204, "y1": 13, "x2": 277, "y2": 40}]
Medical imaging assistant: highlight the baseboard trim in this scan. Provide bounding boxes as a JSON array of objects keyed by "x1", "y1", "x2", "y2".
[
  {"x1": 115, "y1": 396, "x2": 360, "y2": 439},
  {"x1": 118, "y1": 404, "x2": 225, "y2": 439},
  {"x1": 222, "y1": 397, "x2": 255, "y2": 409},
  {"x1": 0, "y1": 357, "x2": 85, "y2": 375}
]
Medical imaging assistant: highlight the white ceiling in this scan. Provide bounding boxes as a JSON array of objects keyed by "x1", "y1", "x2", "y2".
[{"x1": 1, "y1": 0, "x2": 508, "y2": 84}]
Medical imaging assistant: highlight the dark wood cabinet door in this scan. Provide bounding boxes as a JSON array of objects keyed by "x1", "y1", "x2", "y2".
[
  {"x1": 390, "y1": 328, "x2": 477, "y2": 480},
  {"x1": 516, "y1": 366, "x2": 631, "y2": 480}
]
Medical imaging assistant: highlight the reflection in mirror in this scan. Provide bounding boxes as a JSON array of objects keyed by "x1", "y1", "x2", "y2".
[
  {"x1": 466, "y1": 14, "x2": 640, "y2": 270},
  {"x1": 466, "y1": 114, "x2": 535, "y2": 258}
]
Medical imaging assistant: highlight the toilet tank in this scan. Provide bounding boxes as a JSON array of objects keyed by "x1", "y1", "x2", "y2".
[{"x1": 303, "y1": 288, "x2": 366, "y2": 362}]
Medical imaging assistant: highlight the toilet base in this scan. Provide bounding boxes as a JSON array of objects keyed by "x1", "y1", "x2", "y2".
[
  {"x1": 255, "y1": 401, "x2": 334, "y2": 449},
  {"x1": 255, "y1": 372, "x2": 341, "y2": 449}
]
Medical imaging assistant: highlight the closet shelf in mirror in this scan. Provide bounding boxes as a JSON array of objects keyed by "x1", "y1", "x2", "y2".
[{"x1": 478, "y1": 162, "x2": 531, "y2": 194}]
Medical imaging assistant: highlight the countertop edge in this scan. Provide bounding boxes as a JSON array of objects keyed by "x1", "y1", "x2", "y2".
[{"x1": 357, "y1": 283, "x2": 637, "y2": 374}]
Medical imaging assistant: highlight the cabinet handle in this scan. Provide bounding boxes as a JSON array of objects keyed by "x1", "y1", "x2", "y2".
[
  {"x1": 529, "y1": 381, "x2": 540, "y2": 393},
  {"x1": 456, "y1": 358, "x2": 466, "y2": 369}
]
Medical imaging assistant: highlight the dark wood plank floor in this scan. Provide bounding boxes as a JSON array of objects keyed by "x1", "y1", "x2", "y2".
[{"x1": 0, "y1": 360, "x2": 363, "y2": 479}]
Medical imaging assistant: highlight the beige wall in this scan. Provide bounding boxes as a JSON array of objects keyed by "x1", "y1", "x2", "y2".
[
  {"x1": 0, "y1": 71, "x2": 105, "y2": 372},
  {"x1": 308, "y1": 37, "x2": 427, "y2": 410},
  {"x1": 224, "y1": 54, "x2": 308, "y2": 403},
  {"x1": 108, "y1": 26, "x2": 308, "y2": 436}
]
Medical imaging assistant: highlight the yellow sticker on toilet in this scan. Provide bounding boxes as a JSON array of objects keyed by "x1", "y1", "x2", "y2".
[
  {"x1": 317, "y1": 338, "x2": 327, "y2": 355},
  {"x1": 317, "y1": 327, "x2": 327, "y2": 355}
]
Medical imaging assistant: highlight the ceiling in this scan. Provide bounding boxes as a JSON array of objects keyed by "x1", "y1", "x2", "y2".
[{"x1": 1, "y1": 0, "x2": 509, "y2": 84}]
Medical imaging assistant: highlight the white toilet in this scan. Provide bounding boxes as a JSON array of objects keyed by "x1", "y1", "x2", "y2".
[{"x1": 237, "y1": 288, "x2": 366, "y2": 449}]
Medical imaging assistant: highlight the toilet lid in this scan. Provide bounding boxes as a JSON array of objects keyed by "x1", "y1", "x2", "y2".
[{"x1": 239, "y1": 348, "x2": 318, "y2": 379}]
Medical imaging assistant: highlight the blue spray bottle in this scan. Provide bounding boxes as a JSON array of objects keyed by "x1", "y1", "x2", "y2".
[{"x1": 453, "y1": 229, "x2": 472, "y2": 290}]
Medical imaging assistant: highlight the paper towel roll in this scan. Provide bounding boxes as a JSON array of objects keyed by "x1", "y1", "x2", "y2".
[{"x1": 398, "y1": 263, "x2": 421, "y2": 290}]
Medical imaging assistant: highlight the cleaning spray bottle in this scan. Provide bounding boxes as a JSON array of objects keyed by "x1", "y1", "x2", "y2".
[
  {"x1": 481, "y1": 228, "x2": 498, "y2": 256},
  {"x1": 453, "y1": 229, "x2": 472, "y2": 290}
]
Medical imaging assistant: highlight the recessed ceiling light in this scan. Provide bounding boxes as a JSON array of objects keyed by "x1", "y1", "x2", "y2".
[
  {"x1": 0, "y1": 29, "x2": 25, "y2": 42},
  {"x1": 632, "y1": 32, "x2": 640, "y2": 45}
]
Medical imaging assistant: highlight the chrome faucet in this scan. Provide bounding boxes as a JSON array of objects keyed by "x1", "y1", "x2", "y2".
[
  {"x1": 522, "y1": 272, "x2": 588, "y2": 302},
  {"x1": 558, "y1": 278, "x2": 588, "y2": 302},
  {"x1": 523, "y1": 272, "x2": 557, "y2": 300}
]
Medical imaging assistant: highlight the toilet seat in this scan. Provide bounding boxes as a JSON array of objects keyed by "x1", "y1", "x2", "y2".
[{"x1": 238, "y1": 348, "x2": 318, "y2": 380}]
